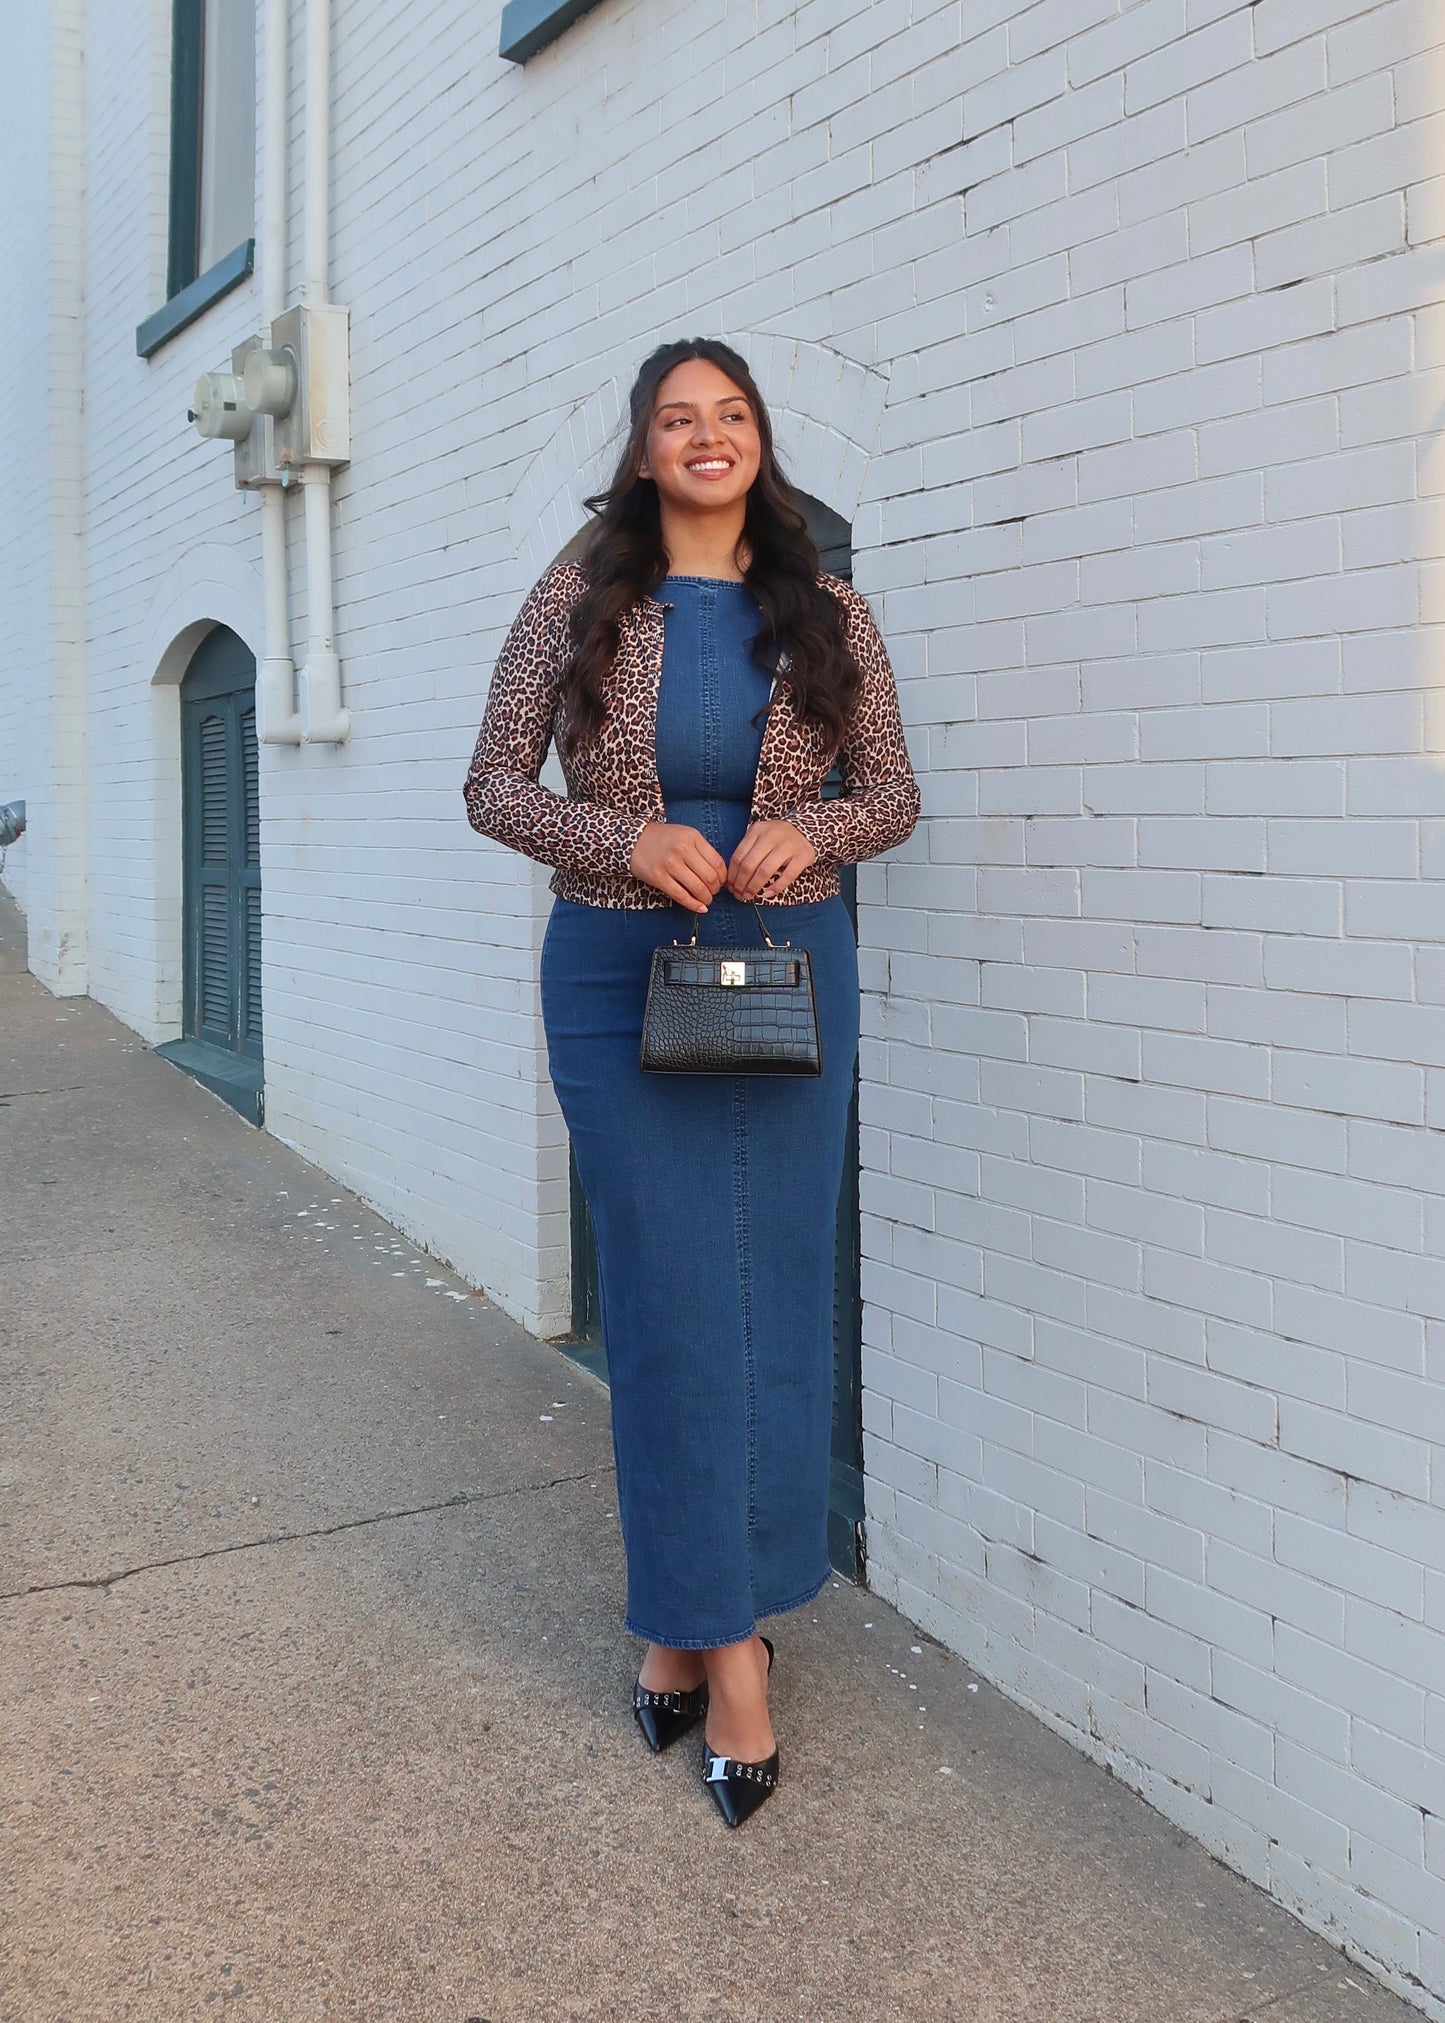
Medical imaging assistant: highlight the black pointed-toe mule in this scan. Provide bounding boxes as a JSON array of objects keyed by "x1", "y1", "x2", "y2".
[
  {"x1": 702, "y1": 1740, "x2": 780, "y2": 1827},
  {"x1": 633, "y1": 1678, "x2": 709, "y2": 1754},
  {"x1": 702, "y1": 1634, "x2": 778, "y2": 1828}
]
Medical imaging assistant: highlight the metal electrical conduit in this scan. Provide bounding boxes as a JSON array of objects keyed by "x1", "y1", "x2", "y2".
[
  {"x1": 255, "y1": 0, "x2": 350, "y2": 748},
  {"x1": 254, "y1": 0, "x2": 297, "y2": 744},
  {"x1": 295, "y1": 0, "x2": 348, "y2": 745}
]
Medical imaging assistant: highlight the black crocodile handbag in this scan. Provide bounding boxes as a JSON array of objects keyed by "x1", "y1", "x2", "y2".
[{"x1": 640, "y1": 905, "x2": 821, "y2": 1076}]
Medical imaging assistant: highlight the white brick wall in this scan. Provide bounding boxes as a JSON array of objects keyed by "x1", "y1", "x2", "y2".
[
  {"x1": 850, "y1": 7, "x2": 1445, "y2": 2009},
  {"x1": 0, "y1": 1, "x2": 50, "y2": 928},
  {"x1": 0, "y1": 0, "x2": 88, "y2": 994},
  {"x1": 3, "y1": 0, "x2": 1445, "y2": 2008}
]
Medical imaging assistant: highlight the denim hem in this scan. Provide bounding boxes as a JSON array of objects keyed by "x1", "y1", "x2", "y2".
[
  {"x1": 624, "y1": 1618, "x2": 757, "y2": 1652},
  {"x1": 757, "y1": 1563, "x2": 832, "y2": 1621},
  {"x1": 625, "y1": 1563, "x2": 832, "y2": 1650}
]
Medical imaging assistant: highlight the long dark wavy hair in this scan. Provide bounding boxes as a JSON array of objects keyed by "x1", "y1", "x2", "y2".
[{"x1": 557, "y1": 338, "x2": 861, "y2": 759}]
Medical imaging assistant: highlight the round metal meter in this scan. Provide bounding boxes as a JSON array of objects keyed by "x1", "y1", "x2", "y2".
[{"x1": 189, "y1": 372, "x2": 253, "y2": 442}]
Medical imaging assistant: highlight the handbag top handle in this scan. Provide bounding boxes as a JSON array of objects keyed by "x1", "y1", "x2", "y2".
[{"x1": 681, "y1": 902, "x2": 782, "y2": 950}]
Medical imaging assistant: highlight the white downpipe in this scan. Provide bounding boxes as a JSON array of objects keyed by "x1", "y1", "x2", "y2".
[
  {"x1": 299, "y1": 462, "x2": 346, "y2": 738},
  {"x1": 258, "y1": 488, "x2": 295, "y2": 738},
  {"x1": 255, "y1": 0, "x2": 300, "y2": 745},
  {"x1": 297, "y1": 0, "x2": 349, "y2": 744}
]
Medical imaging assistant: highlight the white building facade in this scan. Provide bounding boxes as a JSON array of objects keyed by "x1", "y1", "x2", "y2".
[{"x1": 4, "y1": 0, "x2": 1445, "y2": 2007}]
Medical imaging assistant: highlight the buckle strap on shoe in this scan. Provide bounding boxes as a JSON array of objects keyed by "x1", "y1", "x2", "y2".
[
  {"x1": 705, "y1": 1752, "x2": 776, "y2": 1789},
  {"x1": 635, "y1": 1685, "x2": 704, "y2": 1713}
]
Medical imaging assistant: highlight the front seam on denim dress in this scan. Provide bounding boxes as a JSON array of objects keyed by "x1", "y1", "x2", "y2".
[
  {"x1": 734, "y1": 1075, "x2": 757, "y2": 1621},
  {"x1": 699, "y1": 582, "x2": 720, "y2": 842}
]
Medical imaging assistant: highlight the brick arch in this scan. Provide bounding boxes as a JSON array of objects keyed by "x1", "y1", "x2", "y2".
[
  {"x1": 143, "y1": 544, "x2": 264, "y2": 686},
  {"x1": 508, "y1": 337, "x2": 889, "y2": 587}
]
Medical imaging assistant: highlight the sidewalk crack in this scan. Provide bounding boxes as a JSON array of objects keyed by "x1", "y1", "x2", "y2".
[
  {"x1": 1209, "y1": 1976, "x2": 1323, "y2": 2022},
  {"x1": 0, "y1": 1466, "x2": 613, "y2": 1602}
]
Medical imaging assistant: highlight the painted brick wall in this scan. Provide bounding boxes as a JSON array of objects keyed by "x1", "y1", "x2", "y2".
[
  {"x1": 0, "y1": 1, "x2": 52, "y2": 930},
  {"x1": 0, "y1": 0, "x2": 88, "y2": 993},
  {"x1": 838, "y1": 4, "x2": 1445, "y2": 2011},
  {"x1": 1, "y1": 0, "x2": 1443, "y2": 2007},
  {"x1": 75, "y1": 0, "x2": 260, "y2": 1039}
]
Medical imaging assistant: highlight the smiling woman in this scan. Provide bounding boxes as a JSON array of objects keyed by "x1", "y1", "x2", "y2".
[
  {"x1": 642, "y1": 377, "x2": 763, "y2": 510},
  {"x1": 463, "y1": 338, "x2": 920, "y2": 1830},
  {"x1": 558, "y1": 345, "x2": 872, "y2": 809}
]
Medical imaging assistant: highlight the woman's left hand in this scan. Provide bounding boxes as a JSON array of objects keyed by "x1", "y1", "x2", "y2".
[{"x1": 725, "y1": 820, "x2": 818, "y2": 902}]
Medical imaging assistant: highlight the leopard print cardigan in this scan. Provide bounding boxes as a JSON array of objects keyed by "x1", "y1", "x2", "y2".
[{"x1": 463, "y1": 560, "x2": 920, "y2": 909}]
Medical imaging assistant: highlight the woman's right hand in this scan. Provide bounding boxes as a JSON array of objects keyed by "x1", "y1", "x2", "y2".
[{"x1": 629, "y1": 821, "x2": 728, "y2": 912}]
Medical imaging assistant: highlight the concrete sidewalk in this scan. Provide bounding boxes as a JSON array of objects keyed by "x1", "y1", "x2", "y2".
[{"x1": 0, "y1": 890, "x2": 1419, "y2": 2023}]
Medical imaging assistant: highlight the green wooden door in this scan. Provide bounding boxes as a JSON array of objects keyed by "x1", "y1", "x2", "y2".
[
  {"x1": 811, "y1": 496, "x2": 866, "y2": 1581},
  {"x1": 181, "y1": 628, "x2": 262, "y2": 1063},
  {"x1": 566, "y1": 498, "x2": 867, "y2": 1580},
  {"x1": 825, "y1": 848, "x2": 865, "y2": 1582}
]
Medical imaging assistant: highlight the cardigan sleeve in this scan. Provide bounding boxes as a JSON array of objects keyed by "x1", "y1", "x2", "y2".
[
  {"x1": 462, "y1": 564, "x2": 652, "y2": 880},
  {"x1": 776, "y1": 582, "x2": 921, "y2": 869}
]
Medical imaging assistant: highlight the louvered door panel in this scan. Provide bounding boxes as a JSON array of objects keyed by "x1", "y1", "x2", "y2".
[
  {"x1": 199, "y1": 883, "x2": 231, "y2": 1033},
  {"x1": 200, "y1": 713, "x2": 229, "y2": 861},
  {"x1": 181, "y1": 629, "x2": 264, "y2": 1073},
  {"x1": 241, "y1": 706, "x2": 259, "y2": 865},
  {"x1": 242, "y1": 885, "x2": 263, "y2": 1049},
  {"x1": 189, "y1": 704, "x2": 235, "y2": 1048},
  {"x1": 237, "y1": 705, "x2": 263, "y2": 1058}
]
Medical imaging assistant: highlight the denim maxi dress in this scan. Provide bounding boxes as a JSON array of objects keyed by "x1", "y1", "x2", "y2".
[{"x1": 539, "y1": 576, "x2": 860, "y2": 1649}]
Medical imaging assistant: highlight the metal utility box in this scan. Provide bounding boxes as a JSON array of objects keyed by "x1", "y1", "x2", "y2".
[{"x1": 269, "y1": 303, "x2": 350, "y2": 470}]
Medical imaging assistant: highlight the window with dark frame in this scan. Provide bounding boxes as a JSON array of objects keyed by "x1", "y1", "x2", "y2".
[{"x1": 137, "y1": 0, "x2": 256, "y2": 357}]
